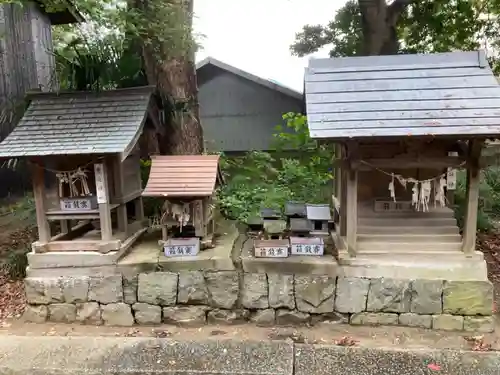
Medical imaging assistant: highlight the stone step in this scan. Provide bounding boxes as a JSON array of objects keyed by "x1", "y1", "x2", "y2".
[
  {"x1": 358, "y1": 225, "x2": 460, "y2": 235},
  {"x1": 359, "y1": 209, "x2": 455, "y2": 219},
  {"x1": 357, "y1": 241, "x2": 462, "y2": 251},
  {"x1": 358, "y1": 217, "x2": 457, "y2": 227},
  {"x1": 357, "y1": 233, "x2": 462, "y2": 243},
  {"x1": 350, "y1": 250, "x2": 482, "y2": 261}
]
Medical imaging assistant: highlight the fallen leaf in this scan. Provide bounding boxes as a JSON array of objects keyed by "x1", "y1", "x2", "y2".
[{"x1": 427, "y1": 363, "x2": 441, "y2": 371}]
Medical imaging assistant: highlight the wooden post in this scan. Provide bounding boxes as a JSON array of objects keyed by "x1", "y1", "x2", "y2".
[
  {"x1": 461, "y1": 140, "x2": 483, "y2": 256},
  {"x1": 33, "y1": 163, "x2": 51, "y2": 244},
  {"x1": 346, "y1": 166, "x2": 358, "y2": 257},
  {"x1": 112, "y1": 156, "x2": 128, "y2": 234},
  {"x1": 339, "y1": 168, "x2": 347, "y2": 236},
  {"x1": 95, "y1": 162, "x2": 113, "y2": 241}
]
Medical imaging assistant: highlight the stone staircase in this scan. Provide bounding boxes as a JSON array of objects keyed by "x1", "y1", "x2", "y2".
[{"x1": 355, "y1": 207, "x2": 483, "y2": 260}]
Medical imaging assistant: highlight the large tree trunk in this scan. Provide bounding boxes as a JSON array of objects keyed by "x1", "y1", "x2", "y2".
[
  {"x1": 358, "y1": 0, "x2": 413, "y2": 55},
  {"x1": 132, "y1": 0, "x2": 204, "y2": 155}
]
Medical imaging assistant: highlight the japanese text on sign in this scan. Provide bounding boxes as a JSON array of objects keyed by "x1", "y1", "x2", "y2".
[
  {"x1": 291, "y1": 243, "x2": 324, "y2": 256},
  {"x1": 60, "y1": 198, "x2": 92, "y2": 211},
  {"x1": 255, "y1": 246, "x2": 288, "y2": 258},
  {"x1": 164, "y1": 245, "x2": 198, "y2": 257}
]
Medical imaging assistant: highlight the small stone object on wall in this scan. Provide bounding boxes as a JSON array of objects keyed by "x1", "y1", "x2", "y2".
[
  {"x1": 241, "y1": 273, "x2": 269, "y2": 309},
  {"x1": 268, "y1": 274, "x2": 295, "y2": 310},
  {"x1": 163, "y1": 306, "x2": 208, "y2": 326},
  {"x1": 89, "y1": 275, "x2": 123, "y2": 304},
  {"x1": 101, "y1": 303, "x2": 134, "y2": 326},
  {"x1": 133, "y1": 303, "x2": 162, "y2": 325},
  {"x1": 178, "y1": 271, "x2": 209, "y2": 305},
  {"x1": 138, "y1": 272, "x2": 178, "y2": 306},
  {"x1": 205, "y1": 271, "x2": 239, "y2": 309},
  {"x1": 443, "y1": 281, "x2": 494, "y2": 316},
  {"x1": 410, "y1": 280, "x2": 443, "y2": 315},
  {"x1": 294, "y1": 276, "x2": 335, "y2": 313},
  {"x1": 335, "y1": 277, "x2": 370, "y2": 313},
  {"x1": 367, "y1": 278, "x2": 411, "y2": 313}
]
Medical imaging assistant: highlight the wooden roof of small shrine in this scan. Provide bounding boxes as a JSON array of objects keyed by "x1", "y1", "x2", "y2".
[
  {"x1": 305, "y1": 50, "x2": 500, "y2": 140},
  {"x1": 0, "y1": 86, "x2": 155, "y2": 160},
  {"x1": 142, "y1": 155, "x2": 223, "y2": 198}
]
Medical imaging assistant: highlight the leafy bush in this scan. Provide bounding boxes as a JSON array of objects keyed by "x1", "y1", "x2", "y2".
[
  {"x1": 3, "y1": 248, "x2": 28, "y2": 280},
  {"x1": 453, "y1": 167, "x2": 500, "y2": 233},
  {"x1": 216, "y1": 113, "x2": 334, "y2": 222}
]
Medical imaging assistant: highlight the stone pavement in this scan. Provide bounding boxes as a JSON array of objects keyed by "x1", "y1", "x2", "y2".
[{"x1": 0, "y1": 335, "x2": 499, "y2": 375}]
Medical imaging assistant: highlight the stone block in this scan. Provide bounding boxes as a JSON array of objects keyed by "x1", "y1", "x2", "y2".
[
  {"x1": 464, "y1": 316, "x2": 495, "y2": 333},
  {"x1": 432, "y1": 314, "x2": 464, "y2": 331},
  {"x1": 123, "y1": 275, "x2": 138, "y2": 304},
  {"x1": 350, "y1": 312, "x2": 399, "y2": 326},
  {"x1": 366, "y1": 278, "x2": 411, "y2": 313},
  {"x1": 205, "y1": 271, "x2": 239, "y2": 309},
  {"x1": 276, "y1": 309, "x2": 310, "y2": 326},
  {"x1": 89, "y1": 275, "x2": 123, "y2": 304},
  {"x1": 294, "y1": 276, "x2": 335, "y2": 313},
  {"x1": 138, "y1": 272, "x2": 178, "y2": 306},
  {"x1": 398, "y1": 313, "x2": 432, "y2": 329},
  {"x1": 207, "y1": 309, "x2": 249, "y2": 325},
  {"x1": 133, "y1": 303, "x2": 162, "y2": 325},
  {"x1": 48, "y1": 303, "x2": 77, "y2": 323},
  {"x1": 178, "y1": 271, "x2": 209, "y2": 305},
  {"x1": 241, "y1": 273, "x2": 269, "y2": 309},
  {"x1": 250, "y1": 309, "x2": 276, "y2": 326},
  {"x1": 443, "y1": 281, "x2": 494, "y2": 316},
  {"x1": 310, "y1": 312, "x2": 349, "y2": 326},
  {"x1": 163, "y1": 306, "x2": 208, "y2": 326},
  {"x1": 23, "y1": 305, "x2": 48, "y2": 323},
  {"x1": 61, "y1": 277, "x2": 89, "y2": 304},
  {"x1": 410, "y1": 280, "x2": 443, "y2": 315},
  {"x1": 25, "y1": 278, "x2": 63, "y2": 304},
  {"x1": 101, "y1": 303, "x2": 134, "y2": 326},
  {"x1": 76, "y1": 302, "x2": 102, "y2": 325},
  {"x1": 335, "y1": 277, "x2": 370, "y2": 313},
  {"x1": 268, "y1": 274, "x2": 295, "y2": 309}
]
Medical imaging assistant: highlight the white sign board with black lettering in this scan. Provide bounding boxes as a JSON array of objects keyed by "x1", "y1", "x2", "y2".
[
  {"x1": 164, "y1": 238, "x2": 200, "y2": 257},
  {"x1": 290, "y1": 237, "x2": 324, "y2": 256}
]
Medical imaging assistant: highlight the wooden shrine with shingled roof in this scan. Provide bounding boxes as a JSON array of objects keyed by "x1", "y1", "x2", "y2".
[
  {"x1": 304, "y1": 50, "x2": 500, "y2": 277},
  {"x1": 142, "y1": 154, "x2": 223, "y2": 255},
  {"x1": 0, "y1": 86, "x2": 161, "y2": 255}
]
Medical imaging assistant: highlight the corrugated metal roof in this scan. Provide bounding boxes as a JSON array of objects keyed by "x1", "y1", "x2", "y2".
[
  {"x1": 0, "y1": 86, "x2": 155, "y2": 158},
  {"x1": 305, "y1": 50, "x2": 500, "y2": 139},
  {"x1": 142, "y1": 155, "x2": 221, "y2": 197}
]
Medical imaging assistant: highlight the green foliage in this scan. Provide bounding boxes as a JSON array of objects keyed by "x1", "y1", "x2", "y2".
[
  {"x1": 453, "y1": 167, "x2": 500, "y2": 233},
  {"x1": 216, "y1": 113, "x2": 333, "y2": 222},
  {"x1": 140, "y1": 159, "x2": 163, "y2": 218},
  {"x1": 3, "y1": 248, "x2": 28, "y2": 280},
  {"x1": 291, "y1": 0, "x2": 500, "y2": 72}
]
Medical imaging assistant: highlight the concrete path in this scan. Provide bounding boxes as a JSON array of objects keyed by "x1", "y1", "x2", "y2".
[{"x1": 0, "y1": 336, "x2": 498, "y2": 375}]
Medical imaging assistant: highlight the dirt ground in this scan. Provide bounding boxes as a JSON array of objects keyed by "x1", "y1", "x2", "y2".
[{"x1": 0, "y1": 197, "x2": 499, "y2": 351}]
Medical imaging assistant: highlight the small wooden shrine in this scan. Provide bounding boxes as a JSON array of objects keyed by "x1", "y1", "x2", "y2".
[
  {"x1": 142, "y1": 154, "x2": 223, "y2": 255},
  {"x1": 304, "y1": 50, "x2": 500, "y2": 263},
  {"x1": 0, "y1": 86, "x2": 160, "y2": 254}
]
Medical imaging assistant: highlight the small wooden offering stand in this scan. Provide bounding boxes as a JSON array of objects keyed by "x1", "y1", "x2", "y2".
[{"x1": 142, "y1": 155, "x2": 224, "y2": 255}]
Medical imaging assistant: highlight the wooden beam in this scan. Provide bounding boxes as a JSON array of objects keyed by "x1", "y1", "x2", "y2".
[
  {"x1": 95, "y1": 162, "x2": 113, "y2": 241},
  {"x1": 32, "y1": 162, "x2": 51, "y2": 244},
  {"x1": 34, "y1": 240, "x2": 121, "y2": 253},
  {"x1": 462, "y1": 140, "x2": 484, "y2": 256},
  {"x1": 111, "y1": 155, "x2": 128, "y2": 234},
  {"x1": 345, "y1": 166, "x2": 358, "y2": 257},
  {"x1": 336, "y1": 156, "x2": 466, "y2": 170}
]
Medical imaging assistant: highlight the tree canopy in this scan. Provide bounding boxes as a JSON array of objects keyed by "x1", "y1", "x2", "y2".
[{"x1": 291, "y1": 0, "x2": 500, "y2": 72}]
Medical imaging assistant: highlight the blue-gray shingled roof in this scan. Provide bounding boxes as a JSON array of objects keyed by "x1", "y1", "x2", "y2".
[
  {"x1": 0, "y1": 86, "x2": 155, "y2": 158},
  {"x1": 305, "y1": 50, "x2": 500, "y2": 139}
]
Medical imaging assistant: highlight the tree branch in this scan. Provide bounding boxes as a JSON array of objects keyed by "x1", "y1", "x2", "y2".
[{"x1": 387, "y1": 0, "x2": 414, "y2": 26}]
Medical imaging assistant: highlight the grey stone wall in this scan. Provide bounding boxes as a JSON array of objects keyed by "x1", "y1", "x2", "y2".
[{"x1": 23, "y1": 273, "x2": 495, "y2": 332}]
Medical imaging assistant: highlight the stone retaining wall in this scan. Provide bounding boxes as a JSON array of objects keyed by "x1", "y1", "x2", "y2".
[{"x1": 23, "y1": 272, "x2": 495, "y2": 332}]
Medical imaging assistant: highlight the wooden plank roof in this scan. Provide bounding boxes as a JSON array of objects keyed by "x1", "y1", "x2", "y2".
[
  {"x1": 0, "y1": 86, "x2": 155, "y2": 159},
  {"x1": 305, "y1": 50, "x2": 500, "y2": 140},
  {"x1": 142, "y1": 155, "x2": 222, "y2": 198}
]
